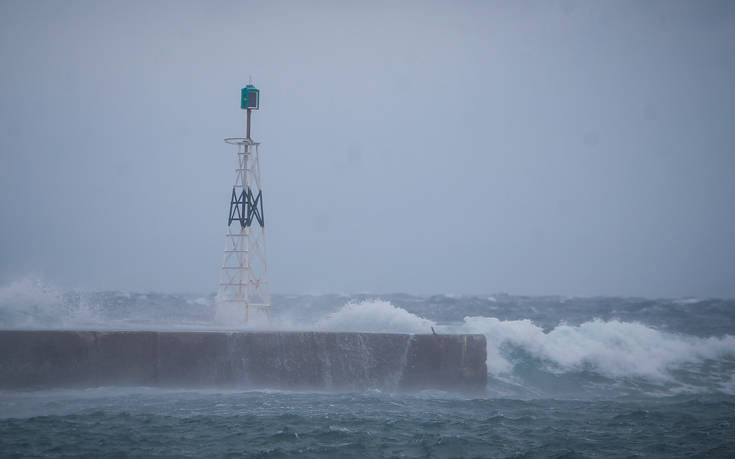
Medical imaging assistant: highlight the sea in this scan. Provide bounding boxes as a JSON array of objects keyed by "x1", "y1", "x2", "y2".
[{"x1": 1, "y1": 279, "x2": 734, "y2": 458}]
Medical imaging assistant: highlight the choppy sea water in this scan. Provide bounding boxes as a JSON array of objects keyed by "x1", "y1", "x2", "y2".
[
  {"x1": 2, "y1": 389, "x2": 734, "y2": 458},
  {"x1": 1, "y1": 279, "x2": 734, "y2": 457}
]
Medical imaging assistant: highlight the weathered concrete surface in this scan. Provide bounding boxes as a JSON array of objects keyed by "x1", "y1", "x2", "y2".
[{"x1": 0, "y1": 331, "x2": 487, "y2": 393}]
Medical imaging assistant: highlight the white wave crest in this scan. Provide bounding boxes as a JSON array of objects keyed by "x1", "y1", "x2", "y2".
[
  {"x1": 456, "y1": 316, "x2": 735, "y2": 381},
  {"x1": 316, "y1": 300, "x2": 436, "y2": 334}
]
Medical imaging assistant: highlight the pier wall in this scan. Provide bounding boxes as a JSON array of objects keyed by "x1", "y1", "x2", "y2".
[{"x1": 0, "y1": 331, "x2": 487, "y2": 393}]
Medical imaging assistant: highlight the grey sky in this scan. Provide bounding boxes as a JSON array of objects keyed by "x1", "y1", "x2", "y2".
[{"x1": 1, "y1": 0, "x2": 734, "y2": 297}]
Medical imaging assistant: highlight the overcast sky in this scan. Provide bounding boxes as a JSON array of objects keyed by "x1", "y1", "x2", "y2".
[{"x1": 1, "y1": 0, "x2": 734, "y2": 297}]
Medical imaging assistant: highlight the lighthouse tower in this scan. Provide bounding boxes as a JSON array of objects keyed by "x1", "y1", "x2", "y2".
[{"x1": 217, "y1": 84, "x2": 270, "y2": 324}]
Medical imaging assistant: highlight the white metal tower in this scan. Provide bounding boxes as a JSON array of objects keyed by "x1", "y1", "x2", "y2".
[{"x1": 216, "y1": 84, "x2": 270, "y2": 324}]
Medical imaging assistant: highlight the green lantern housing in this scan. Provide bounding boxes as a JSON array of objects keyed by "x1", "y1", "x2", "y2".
[{"x1": 241, "y1": 85, "x2": 260, "y2": 110}]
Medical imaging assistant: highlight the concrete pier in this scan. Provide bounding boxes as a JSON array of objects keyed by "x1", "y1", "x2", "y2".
[{"x1": 0, "y1": 330, "x2": 487, "y2": 393}]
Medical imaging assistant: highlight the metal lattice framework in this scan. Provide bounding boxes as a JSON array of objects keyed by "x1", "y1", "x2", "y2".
[{"x1": 217, "y1": 137, "x2": 270, "y2": 323}]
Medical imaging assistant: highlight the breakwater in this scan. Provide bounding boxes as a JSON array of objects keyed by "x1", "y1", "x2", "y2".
[{"x1": 0, "y1": 330, "x2": 487, "y2": 393}]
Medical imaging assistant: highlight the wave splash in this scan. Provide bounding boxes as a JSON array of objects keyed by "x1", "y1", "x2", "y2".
[
  {"x1": 312, "y1": 300, "x2": 735, "y2": 396},
  {"x1": 0, "y1": 279, "x2": 93, "y2": 329},
  {"x1": 315, "y1": 300, "x2": 436, "y2": 334},
  {"x1": 458, "y1": 316, "x2": 735, "y2": 379},
  {"x1": 456, "y1": 316, "x2": 735, "y2": 396},
  {"x1": 2, "y1": 279, "x2": 734, "y2": 396}
]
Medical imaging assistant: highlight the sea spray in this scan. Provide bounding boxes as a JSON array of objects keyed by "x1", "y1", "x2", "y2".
[
  {"x1": 2, "y1": 280, "x2": 735, "y2": 396},
  {"x1": 0, "y1": 278, "x2": 100, "y2": 329}
]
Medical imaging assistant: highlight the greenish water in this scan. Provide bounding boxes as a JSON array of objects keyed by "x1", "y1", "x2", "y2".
[{"x1": 1, "y1": 389, "x2": 734, "y2": 458}]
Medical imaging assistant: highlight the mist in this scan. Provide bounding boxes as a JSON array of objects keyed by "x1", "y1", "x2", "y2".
[{"x1": 1, "y1": 0, "x2": 734, "y2": 298}]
